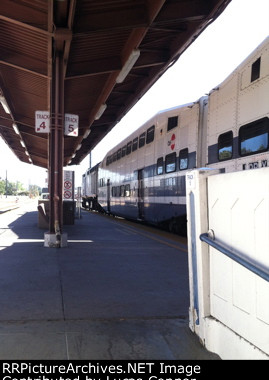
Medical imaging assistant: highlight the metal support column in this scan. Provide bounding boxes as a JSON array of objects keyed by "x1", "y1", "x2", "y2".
[
  {"x1": 47, "y1": 48, "x2": 66, "y2": 247},
  {"x1": 45, "y1": 0, "x2": 73, "y2": 247}
]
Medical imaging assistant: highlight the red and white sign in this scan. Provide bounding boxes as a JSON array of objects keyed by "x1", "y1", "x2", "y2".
[
  {"x1": 64, "y1": 180, "x2": 72, "y2": 189},
  {"x1": 63, "y1": 170, "x2": 74, "y2": 200},
  {"x1": 35, "y1": 111, "x2": 50, "y2": 133},
  {"x1": 64, "y1": 190, "x2": 72, "y2": 199},
  {"x1": 168, "y1": 133, "x2": 176, "y2": 150},
  {"x1": 65, "y1": 114, "x2": 79, "y2": 136}
]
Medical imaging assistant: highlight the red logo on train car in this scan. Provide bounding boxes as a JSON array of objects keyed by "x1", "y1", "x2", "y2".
[{"x1": 168, "y1": 134, "x2": 176, "y2": 150}]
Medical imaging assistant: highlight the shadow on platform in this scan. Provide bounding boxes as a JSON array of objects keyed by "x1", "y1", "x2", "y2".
[{"x1": 0, "y1": 203, "x2": 219, "y2": 359}]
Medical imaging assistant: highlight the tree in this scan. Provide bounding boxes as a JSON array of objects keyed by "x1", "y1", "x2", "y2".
[
  {"x1": 29, "y1": 184, "x2": 41, "y2": 198},
  {"x1": 0, "y1": 179, "x2": 30, "y2": 196},
  {"x1": 0, "y1": 179, "x2": 5, "y2": 195}
]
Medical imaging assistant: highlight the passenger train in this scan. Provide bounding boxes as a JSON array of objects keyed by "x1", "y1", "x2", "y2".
[{"x1": 82, "y1": 37, "x2": 269, "y2": 234}]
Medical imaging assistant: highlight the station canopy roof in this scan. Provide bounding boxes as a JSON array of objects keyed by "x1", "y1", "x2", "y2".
[{"x1": 0, "y1": 0, "x2": 231, "y2": 168}]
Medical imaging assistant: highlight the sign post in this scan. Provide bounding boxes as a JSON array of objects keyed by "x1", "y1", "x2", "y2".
[
  {"x1": 63, "y1": 170, "x2": 74, "y2": 200},
  {"x1": 63, "y1": 170, "x2": 75, "y2": 225}
]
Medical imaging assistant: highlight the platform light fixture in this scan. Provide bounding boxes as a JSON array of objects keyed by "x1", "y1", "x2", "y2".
[
  {"x1": 76, "y1": 144, "x2": 82, "y2": 151},
  {"x1": 12, "y1": 122, "x2": 33, "y2": 162},
  {"x1": 20, "y1": 140, "x2": 26, "y2": 148},
  {"x1": 0, "y1": 95, "x2": 11, "y2": 114},
  {"x1": 116, "y1": 49, "x2": 140, "y2": 84},
  {"x1": 83, "y1": 129, "x2": 91, "y2": 139},
  {"x1": 95, "y1": 104, "x2": 107, "y2": 120},
  {"x1": 12, "y1": 123, "x2": 20, "y2": 135}
]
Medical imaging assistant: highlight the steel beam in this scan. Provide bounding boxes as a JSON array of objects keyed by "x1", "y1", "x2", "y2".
[
  {"x1": 46, "y1": 2, "x2": 75, "y2": 247},
  {"x1": 48, "y1": 51, "x2": 64, "y2": 246}
]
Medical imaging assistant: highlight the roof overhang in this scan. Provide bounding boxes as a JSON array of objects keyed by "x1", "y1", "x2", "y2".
[{"x1": 0, "y1": 0, "x2": 231, "y2": 168}]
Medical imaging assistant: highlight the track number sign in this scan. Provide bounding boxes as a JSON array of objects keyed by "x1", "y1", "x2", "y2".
[
  {"x1": 65, "y1": 114, "x2": 79, "y2": 136},
  {"x1": 35, "y1": 111, "x2": 78, "y2": 135},
  {"x1": 35, "y1": 111, "x2": 50, "y2": 133}
]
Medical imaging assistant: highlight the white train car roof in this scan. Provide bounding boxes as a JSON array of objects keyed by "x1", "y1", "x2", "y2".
[
  {"x1": 208, "y1": 36, "x2": 269, "y2": 96},
  {"x1": 100, "y1": 36, "x2": 269, "y2": 170}
]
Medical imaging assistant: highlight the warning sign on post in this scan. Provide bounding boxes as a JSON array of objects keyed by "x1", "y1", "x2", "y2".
[
  {"x1": 35, "y1": 111, "x2": 50, "y2": 133},
  {"x1": 64, "y1": 180, "x2": 72, "y2": 189},
  {"x1": 64, "y1": 190, "x2": 72, "y2": 199},
  {"x1": 63, "y1": 170, "x2": 74, "y2": 200}
]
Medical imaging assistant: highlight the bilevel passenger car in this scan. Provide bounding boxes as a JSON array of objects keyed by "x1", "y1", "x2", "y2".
[{"x1": 82, "y1": 36, "x2": 269, "y2": 234}]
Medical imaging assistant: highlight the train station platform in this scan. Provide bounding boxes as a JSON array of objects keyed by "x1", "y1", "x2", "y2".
[{"x1": 0, "y1": 200, "x2": 219, "y2": 360}]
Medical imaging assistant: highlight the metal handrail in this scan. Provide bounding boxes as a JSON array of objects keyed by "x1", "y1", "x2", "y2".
[{"x1": 200, "y1": 233, "x2": 269, "y2": 282}]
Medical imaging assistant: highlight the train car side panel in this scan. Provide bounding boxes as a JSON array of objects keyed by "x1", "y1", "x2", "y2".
[{"x1": 207, "y1": 37, "x2": 269, "y2": 173}]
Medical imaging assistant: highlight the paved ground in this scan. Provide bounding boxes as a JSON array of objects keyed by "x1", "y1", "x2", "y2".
[{"x1": 0, "y1": 201, "x2": 219, "y2": 359}]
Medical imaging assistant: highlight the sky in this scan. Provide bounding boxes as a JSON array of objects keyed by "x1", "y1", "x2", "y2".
[{"x1": 0, "y1": 0, "x2": 268, "y2": 188}]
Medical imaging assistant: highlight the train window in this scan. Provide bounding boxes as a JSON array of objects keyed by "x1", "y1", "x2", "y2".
[
  {"x1": 218, "y1": 131, "x2": 233, "y2": 161},
  {"x1": 239, "y1": 117, "x2": 269, "y2": 156},
  {"x1": 112, "y1": 187, "x2": 116, "y2": 196},
  {"x1": 113, "y1": 152, "x2": 117, "y2": 162},
  {"x1": 146, "y1": 125, "x2": 155, "y2": 144},
  {"x1": 106, "y1": 156, "x2": 110, "y2": 166},
  {"x1": 132, "y1": 137, "x2": 138, "y2": 151},
  {"x1": 126, "y1": 141, "x2": 132, "y2": 155},
  {"x1": 117, "y1": 148, "x2": 121, "y2": 160},
  {"x1": 125, "y1": 184, "x2": 130, "y2": 197},
  {"x1": 139, "y1": 132, "x2": 146, "y2": 148},
  {"x1": 251, "y1": 57, "x2": 261, "y2": 82},
  {"x1": 115, "y1": 186, "x2": 120, "y2": 197},
  {"x1": 165, "y1": 152, "x2": 177, "y2": 173},
  {"x1": 179, "y1": 148, "x2": 189, "y2": 169},
  {"x1": 157, "y1": 157, "x2": 164, "y2": 175},
  {"x1": 120, "y1": 185, "x2": 125, "y2": 197},
  {"x1": 167, "y1": 116, "x2": 178, "y2": 132},
  {"x1": 122, "y1": 145, "x2": 126, "y2": 157}
]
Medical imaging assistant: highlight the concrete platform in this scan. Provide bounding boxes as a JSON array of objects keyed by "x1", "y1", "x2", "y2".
[{"x1": 0, "y1": 200, "x2": 219, "y2": 359}]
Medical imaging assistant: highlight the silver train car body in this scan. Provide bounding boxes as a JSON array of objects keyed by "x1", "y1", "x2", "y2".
[
  {"x1": 82, "y1": 37, "x2": 269, "y2": 233},
  {"x1": 81, "y1": 163, "x2": 99, "y2": 210}
]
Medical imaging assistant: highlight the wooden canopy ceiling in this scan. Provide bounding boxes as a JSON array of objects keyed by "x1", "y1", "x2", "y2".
[{"x1": 0, "y1": 0, "x2": 231, "y2": 168}]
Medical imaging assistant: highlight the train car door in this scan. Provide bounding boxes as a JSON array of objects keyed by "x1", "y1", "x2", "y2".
[
  {"x1": 107, "y1": 179, "x2": 111, "y2": 213},
  {"x1": 138, "y1": 169, "x2": 144, "y2": 220}
]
